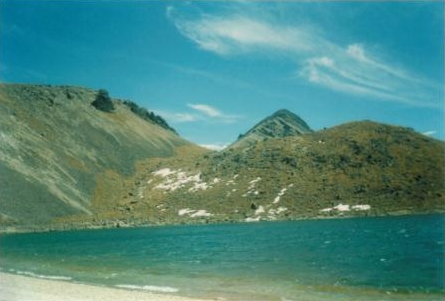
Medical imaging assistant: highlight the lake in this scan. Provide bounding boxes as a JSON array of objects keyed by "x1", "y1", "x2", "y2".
[{"x1": 1, "y1": 214, "x2": 444, "y2": 300}]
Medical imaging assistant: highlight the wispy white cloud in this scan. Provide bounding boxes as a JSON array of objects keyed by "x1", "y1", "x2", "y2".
[
  {"x1": 300, "y1": 51, "x2": 408, "y2": 103},
  {"x1": 188, "y1": 103, "x2": 241, "y2": 123},
  {"x1": 299, "y1": 44, "x2": 439, "y2": 107},
  {"x1": 346, "y1": 44, "x2": 367, "y2": 62},
  {"x1": 168, "y1": 6, "x2": 441, "y2": 108},
  {"x1": 172, "y1": 15, "x2": 315, "y2": 56},
  {"x1": 199, "y1": 143, "x2": 228, "y2": 151},
  {"x1": 153, "y1": 110, "x2": 197, "y2": 123},
  {"x1": 422, "y1": 130, "x2": 437, "y2": 137},
  {"x1": 155, "y1": 104, "x2": 241, "y2": 125},
  {"x1": 188, "y1": 103, "x2": 222, "y2": 117}
]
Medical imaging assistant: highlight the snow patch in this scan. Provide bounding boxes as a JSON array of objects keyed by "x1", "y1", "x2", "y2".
[
  {"x1": 268, "y1": 208, "x2": 277, "y2": 215},
  {"x1": 352, "y1": 204, "x2": 371, "y2": 211},
  {"x1": 151, "y1": 168, "x2": 211, "y2": 192},
  {"x1": 178, "y1": 208, "x2": 213, "y2": 218},
  {"x1": 243, "y1": 177, "x2": 262, "y2": 197},
  {"x1": 189, "y1": 181, "x2": 209, "y2": 192},
  {"x1": 152, "y1": 168, "x2": 176, "y2": 177},
  {"x1": 190, "y1": 210, "x2": 213, "y2": 218},
  {"x1": 178, "y1": 208, "x2": 195, "y2": 216},
  {"x1": 335, "y1": 204, "x2": 350, "y2": 211},
  {"x1": 226, "y1": 180, "x2": 236, "y2": 186},
  {"x1": 137, "y1": 186, "x2": 145, "y2": 199},
  {"x1": 245, "y1": 216, "x2": 261, "y2": 222},
  {"x1": 320, "y1": 203, "x2": 371, "y2": 213},
  {"x1": 273, "y1": 188, "x2": 287, "y2": 204},
  {"x1": 156, "y1": 204, "x2": 166, "y2": 212},
  {"x1": 247, "y1": 204, "x2": 288, "y2": 222},
  {"x1": 268, "y1": 207, "x2": 288, "y2": 215},
  {"x1": 249, "y1": 177, "x2": 262, "y2": 185},
  {"x1": 277, "y1": 206, "x2": 288, "y2": 214},
  {"x1": 255, "y1": 205, "x2": 265, "y2": 215}
]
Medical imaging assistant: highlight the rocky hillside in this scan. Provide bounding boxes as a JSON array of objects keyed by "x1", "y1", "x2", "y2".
[
  {"x1": 230, "y1": 109, "x2": 313, "y2": 149},
  {"x1": 0, "y1": 83, "x2": 204, "y2": 229},
  {"x1": 1, "y1": 84, "x2": 444, "y2": 231},
  {"x1": 55, "y1": 112, "x2": 445, "y2": 229}
]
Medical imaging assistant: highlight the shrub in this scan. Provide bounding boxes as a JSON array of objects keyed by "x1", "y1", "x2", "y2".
[
  {"x1": 122, "y1": 100, "x2": 176, "y2": 133},
  {"x1": 91, "y1": 89, "x2": 114, "y2": 112}
]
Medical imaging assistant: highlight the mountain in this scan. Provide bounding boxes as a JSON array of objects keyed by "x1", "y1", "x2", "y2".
[
  {"x1": 0, "y1": 83, "x2": 205, "y2": 229},
  {"x1": 56, "y1": 114, "x2": 445, "y2": 229},
  {"x1": 85, "y1": 117, "x2": 438, "y2": 224},
  {"x1": 229, "y1": 109, "x2": 313, "y2": 149},
  {"x1": 1, "y1": 83, "x2": 444, "y2": 231}
]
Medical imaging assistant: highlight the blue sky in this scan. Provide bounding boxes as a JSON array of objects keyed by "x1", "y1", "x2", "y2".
[{"x1": 1, "y1": 1, "x2": 443, "y2": 149}]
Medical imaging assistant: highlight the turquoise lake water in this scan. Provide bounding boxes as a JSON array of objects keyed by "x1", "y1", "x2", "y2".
[{"x1": 0, "y1": 214, "x2": 444, "y2": 300}]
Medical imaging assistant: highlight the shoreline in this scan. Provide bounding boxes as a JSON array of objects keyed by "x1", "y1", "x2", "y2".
[
  {"x1": 1, "y1": 210, "x2": 444, "y2": 235},
  {"x1": 1, "y1": 271, "x2": 443, "y2": 301},
  {"x1": 0, "y1": 272, "x2": 212, "y2": 301}
]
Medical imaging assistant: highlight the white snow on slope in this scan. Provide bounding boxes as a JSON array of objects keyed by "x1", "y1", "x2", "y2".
[
  {"x1": 273, "y1": 188, "x2": 287, "y2": 204},
  {"x1": 320, "y1": 203, "x2": 371, "y2": 213},
  {"x1": 243, "y1": 177, "x2": 262, "y2": 197},
  {"x1": 178, "y1": 208, "x2": 213, "y2": 218},
  {"x1": 151, "y1": 168, "x2": 217, "y2": 192},
  {"x1": 245, "y1": 216, "x2": 261, "y2": 222},
  {"x1": 255, "y1": 205, "x2": 265, "y2": 215}
]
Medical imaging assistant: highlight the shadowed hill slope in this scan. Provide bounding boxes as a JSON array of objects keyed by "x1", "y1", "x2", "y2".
[{"x1": 0, "y1": 83, "x2": 202, "y2": 227}]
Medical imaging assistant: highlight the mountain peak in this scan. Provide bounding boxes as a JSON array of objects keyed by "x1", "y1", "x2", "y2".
[
  {"x1": 271, "y1": 108, "x2": 294, "y2": 117},
  {"x1": 229, "y1": 109, "x2": 312, "y2": 149},
  {"x1": 269, "y1": 109, "x2": 310, "y2": 126}
]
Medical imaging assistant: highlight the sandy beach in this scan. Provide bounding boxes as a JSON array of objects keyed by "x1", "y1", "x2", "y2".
[{"x1": 0, "y1": 272, "x2": 212, "y2": 301}]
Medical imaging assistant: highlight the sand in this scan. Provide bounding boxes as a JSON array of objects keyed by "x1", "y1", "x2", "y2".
[{"x1": 0, "y1": 272, "x2": 212, "y2": 301}]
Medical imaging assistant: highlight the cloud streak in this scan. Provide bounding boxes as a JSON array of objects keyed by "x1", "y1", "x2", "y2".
[
  {"x1": 153, "y1": 110, "x2": 197, "y2": 123},
  {"x1": 188, "y1": 103, "x2": 222, "y2": 117},
  {"x1": 168, "y1": 6, "x2": 440, "y2": 108},
  {"x1": 155, "y1": 104, "x2": 241, "y2": 124},
  {"x1": 173, "y1": 15, "x2": 316, "y2": 56},
  {"x1": 199, "y1": 143, "x2": 228, "y2": 151},
  {"x1": 187, "y1": 103, "x2": 241, "y2": 123},
  {"x1": 422, "y1": 130, "x2": 437, "y2": 137}
]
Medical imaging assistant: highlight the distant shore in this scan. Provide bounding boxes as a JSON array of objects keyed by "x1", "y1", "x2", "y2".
[
  {"x1": 0, "y1": 272, "x2": 211, "y2": 301},
  {"x1": 1, "y1": 210, "x2": 444, "y2": 234}
]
